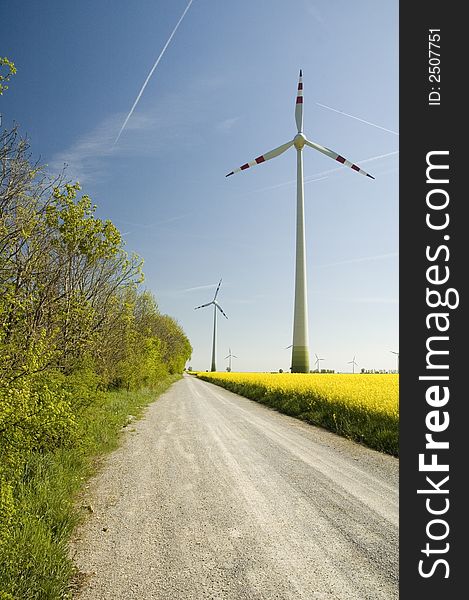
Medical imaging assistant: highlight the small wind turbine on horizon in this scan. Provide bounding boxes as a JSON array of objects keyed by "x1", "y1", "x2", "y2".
[
  {"x1": 225, "y1": 348, "x2": 238, "y2": 372},
  {"x1": 348, "y1": 355, "x2": 359, "y2": 374},
  {"x1": 390, "y1": 350, "x2": 399, "y2": 373},
  {"x1": 314, "y1": 353, "x2": 325, "y2": 373},
  {"x1": 194, "y1": 279, "x2": 228, "y2": 372},
  {"x1": 226, "y1": 70, "x2": 374, "y2": 373}
]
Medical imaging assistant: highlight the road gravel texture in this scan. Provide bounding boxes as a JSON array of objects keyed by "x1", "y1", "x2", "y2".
[{"x1": 71, "y1": 374, "x2": 398, "y2": 599}]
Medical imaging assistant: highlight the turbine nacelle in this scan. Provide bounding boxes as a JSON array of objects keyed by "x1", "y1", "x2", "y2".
[
  {"x1": 225, "y1": 70, "x2": 374, "y2": 179},
  {"x1": 293, "y1": 133, "x2": 307, "y2": 150}
]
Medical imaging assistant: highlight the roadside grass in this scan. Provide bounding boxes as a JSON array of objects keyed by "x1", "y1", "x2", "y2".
[
  {"x1": 0, "y1": 375, "x2": 180, "y2": 600},
  {"x1": 195, "y1": 372, "x2": 398, "y2": 456}
]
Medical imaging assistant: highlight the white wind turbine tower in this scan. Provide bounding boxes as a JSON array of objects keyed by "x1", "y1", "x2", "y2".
[
  {"x1": 194, "y1": 279, "x2": 228, "y2": 372},
  {"x1": 225, "y1": 348, "x2": 238, "y2": 372},
  {"x1": 314, "y1": 353, "x2": 325, "y2": 373},
  {"x1": 348, "y1": 355, "x2": 359, "y2": 374},
  {"x1": 226, "y1": 70, "x2": 374, "y2": 373},
  {"x1": 390, "y1": 350, "x2": 399, "y2": 373}
]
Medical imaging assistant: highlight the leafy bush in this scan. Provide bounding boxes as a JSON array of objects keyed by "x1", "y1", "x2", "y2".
[{"x1": 0, "y1": 124, "x2": 192, "y2": 597}]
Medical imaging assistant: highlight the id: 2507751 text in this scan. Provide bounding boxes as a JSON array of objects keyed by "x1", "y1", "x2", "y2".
[{"x1": 428, "y1": 29, "x2": 441, "y2": 106}]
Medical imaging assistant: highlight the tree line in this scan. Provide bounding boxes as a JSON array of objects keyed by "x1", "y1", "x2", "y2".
[
  {"x1": 0, "y1": 123, "x2": 192, "y2": 534},
  {"x1": 0, "y1": 56, "x2": 193, "y2": 596}
]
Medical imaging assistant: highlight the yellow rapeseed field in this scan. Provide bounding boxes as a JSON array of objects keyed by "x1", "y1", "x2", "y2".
[{"x1": 196, "y1": 372, "x2": 399, "y2": 455}]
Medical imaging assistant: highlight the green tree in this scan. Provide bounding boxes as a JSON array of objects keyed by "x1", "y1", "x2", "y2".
[
  {"x1": 1, "y1": 124, "x2": 192, "y2": 483},
  {"x1": 0, "y1": 57, "x2": 16, "y2": 96}
]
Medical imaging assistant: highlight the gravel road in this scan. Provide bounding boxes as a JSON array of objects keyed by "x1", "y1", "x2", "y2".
[{"x1": 71, "y1": 374, "x2": 398, "y2": 599}]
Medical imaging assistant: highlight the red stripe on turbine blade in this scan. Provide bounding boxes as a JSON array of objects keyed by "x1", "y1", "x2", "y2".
[
  {"x1": 296, "y1": 96, "x2": 303, "y2": 104},
  {"x1": 298, "y1": 83, "x2": 303, "y2": 90},
  {"x1": 240, "y1": 163, "x2": 250, "y2": 170},
  {"x1": 336, "y1": 156, "x2": 346, "y2": 164},
  {"x1": 351, "y1": 164, "x2": 360, "y2": 172},
  {"x1": 255, "y1": 156, "x2": 265, "y2": 164}
]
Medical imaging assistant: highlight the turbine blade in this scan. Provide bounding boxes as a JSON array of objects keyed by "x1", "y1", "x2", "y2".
[
  {"x1": 226, "y1": 140, "x2": 294, "y2": 177},
  {"x1": 194, "y1": 302, "x2": 212, "y2": 310},
  {"x1": 213, "y1": 278, "x2": 222, "y2": 300},
  {"x1": 216, "y1": 304, "x2": 228, "y2": 319},
  {"x1": 304, "y1": 138, "x2": 375, "y2": 179},
  {"x1": 295, "y1": 69, "x2": 303, "y2": 132},
  {"x1": 233, "y1": 355, "x2": 238, "y2": 358}
]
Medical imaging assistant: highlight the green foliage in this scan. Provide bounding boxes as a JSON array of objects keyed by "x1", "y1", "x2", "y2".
[
  {"x1": 0, "y1": 479, "x2": 15, "y2": 550},
  {"x1": 0, "y1": 370, "x2": 76, "y2": 480},
  {"x1": 0, "y1": 57, "x2": 16, "y2": 96},
  {"x1": 46, "y1": 183, "x2": 125, "y2": 262},
  {"x1": 0, "y1": 381, "x2": 179, "y2": 599},
  {"x1": 0, "y1": 124, "x2": 192, "y2": 597}
]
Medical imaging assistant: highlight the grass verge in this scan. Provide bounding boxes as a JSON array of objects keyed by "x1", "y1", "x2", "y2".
[{"x1": 0, "y1": 375, "x2": 180, "y2": 600}]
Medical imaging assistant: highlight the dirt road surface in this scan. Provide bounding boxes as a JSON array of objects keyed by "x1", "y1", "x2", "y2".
[{"x1": 71, "y1": 374, "x2": 398, "y2": 599}]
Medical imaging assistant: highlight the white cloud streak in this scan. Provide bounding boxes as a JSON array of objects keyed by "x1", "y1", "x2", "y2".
[
  {"x1": 346, "y1": 297, "x2": 398, "y2": 304},
  {"x1": 114, "y1": 0, "x2": 194, "y2": 145},
  {"x1": 217, "y1": 117, "x2": 241, "y2": 133},
  {"x1": 115, "y1": 213, "x2": 192, "y2": 230},
  {"x1": 48, "y1": 113, "x2": 121, "y2": 182},
  {"x1": 181, "y1": 283, "x2": 218, "y2": 293},
  {"x1": 305, "y1": 150, "x2": 400, "y2": 183},
  {"x1": 315, "y1": 252, "x2": 398, "y2": 269},
  {"x1": 49, "y1": 76, "x2": 222, "y2": 183},
  {"x1": 244, "y1": 150, "x2": 399, "y2": 195},
  {"x1": 316, "y1": 102, "x2": 399, "y2": 136}
]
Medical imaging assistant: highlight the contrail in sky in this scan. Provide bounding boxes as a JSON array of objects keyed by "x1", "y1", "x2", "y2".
[
  {"x1": 304, "y1": 150, "x2": 399, "y2": 183},
  {"x1": 182, "y1": 283, "x2": 219, "y2": 293},
  {"x1": 114, "y1": 0, "x2": 194, "y2": 145},
  {"x1": 247, "y1": 150, "x2": 399, "y2": 194},
  {"x1": 316, "y1": 102, "x2": 399, "y2": 136},
  {"x1": 316, "y1": 252, "x2": 398, "y2": 269}
]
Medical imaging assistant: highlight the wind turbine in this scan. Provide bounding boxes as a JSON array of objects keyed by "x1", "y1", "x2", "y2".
[
  {"x1": 348, "y1": 355, "x2": 359, "y2": 374},
  {"x1": 226, "y1": 70, "x2": 374, "y2": 373},
  {"x1": 314, "y1": 353, "x2": 325, "y2": 373},
  {"x1": 194, "y1": 279, "x2": 228, "y2": 372},
  {"x1": 390, "y1": 350, "x2": 399, "y2": 373},
  {"x1": 225, "y1": 348, "x2": 238, "y2": 372}
]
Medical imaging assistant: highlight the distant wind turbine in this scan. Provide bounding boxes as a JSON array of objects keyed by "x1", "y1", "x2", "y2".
[
  {"x1": 314, "y1": 353, "x2": 325, "y2": 373},
  {"x1": 225, "y1": 348, "x2": 238, "y2": 372},
  {"x1": 348, "y1": 355, "x2": 359, "y2": 374},
  {"x1": 226, "y1": 70, "x2": 374, "y2": 373},
  {"x1": 194, "y1": 279, "x2": 228, "y2": 372},
  {"x1": 390, "y1": 350, "x2": 399, "y2": 373}
]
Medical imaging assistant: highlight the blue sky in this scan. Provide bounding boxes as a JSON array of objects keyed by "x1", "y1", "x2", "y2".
[{"x1": 1, "y1": 0, "x2": 398, "y2": 373}]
